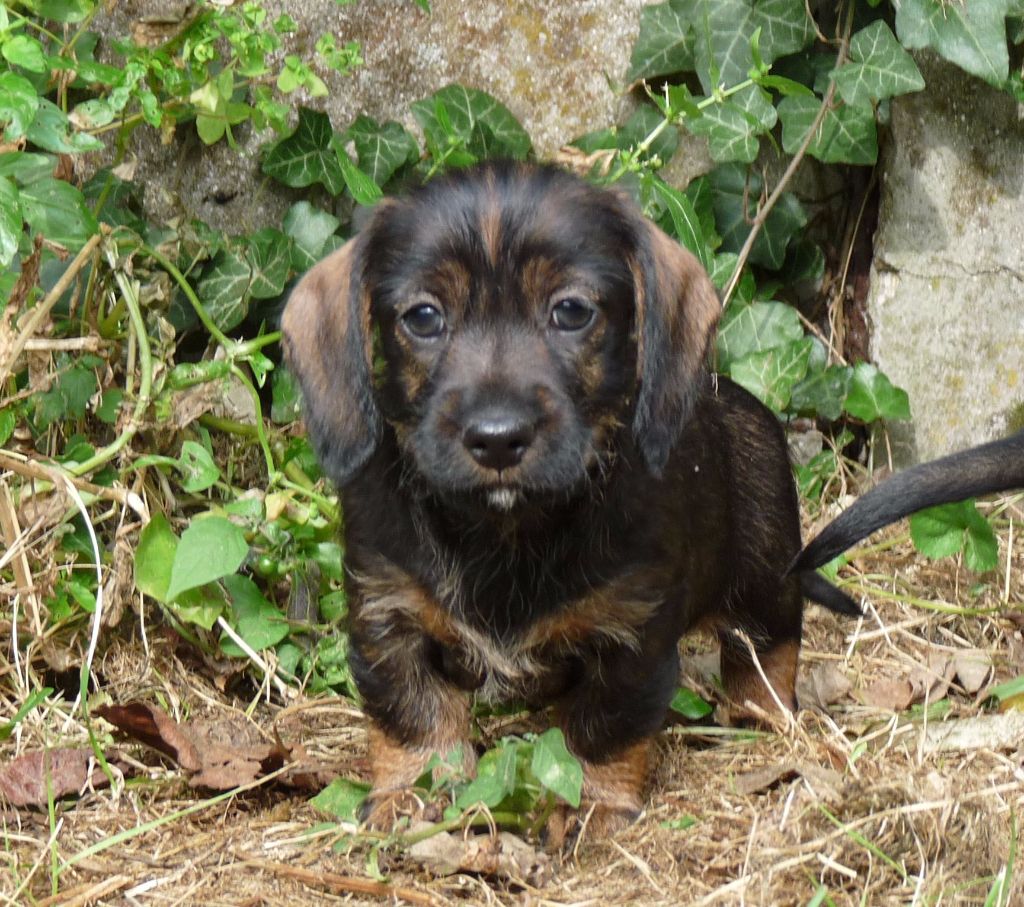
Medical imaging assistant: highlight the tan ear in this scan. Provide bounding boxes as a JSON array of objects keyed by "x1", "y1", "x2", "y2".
[
  {"x1": 631, "y1": 222, "x2": 720, "y2": 474},
  {"x1": 281, "y1": 237, "x2": 381, "y2": 485}
]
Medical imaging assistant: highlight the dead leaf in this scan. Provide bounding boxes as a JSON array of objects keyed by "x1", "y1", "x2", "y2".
[
  {"x1": 0, "y1": 748, "x2": 109, "y2": 807},
  {"x1": 953, "y1": 649, "x2": 993, "y2": 694},
  {"x1": 908, "y1": 651, "x2": 956, "y2": 703},
  {"x1": 732, "y1": 764, "x2": 797, "y2": 796},
  {"x1": 797, "y1": 662, "x2": 853, "y2": 711},
  {"x1": 408, "y1": 825, "x2": 550, "y2": 885},
  {"x1": 858, "y1": 678, "x2": 914, "y2": 711},
  {"x1": 95, "y1": 701, "x2": 335, "y2": 791}
]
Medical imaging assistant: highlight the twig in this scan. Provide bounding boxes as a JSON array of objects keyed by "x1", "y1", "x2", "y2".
[
  {"x1": 721, "y1": 6, "x2": 855, "y2": 308},
  {"x1": 237, "y1": 859, "x2": 442, "y2": 906},
  {"x1": 0, "y1": 230, "x2": 105, "y2": 383}
]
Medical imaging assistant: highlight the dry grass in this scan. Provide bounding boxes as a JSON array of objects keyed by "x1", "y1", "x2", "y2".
[{"x1": 1, "y1": 496, "x2": 1022, "y2": 906}]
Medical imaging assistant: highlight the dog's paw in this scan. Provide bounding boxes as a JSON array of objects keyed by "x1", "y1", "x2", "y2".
[
  {"x1": 543, "y1": 802, "x2": 641, "y2": 853},
  {"x1": 359, "y1": 787, "x2": 440, "y2": 830}
]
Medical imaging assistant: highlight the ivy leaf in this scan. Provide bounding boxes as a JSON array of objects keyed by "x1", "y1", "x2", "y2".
[
  {"x1": 626, "y1": 0, "x2": 696, "y2": 83},
  {"x1": 843, "y1": 363, "x2": 911, "y2": 422},
  {"x1": 686, "y1": 87, "x2": 777, "y2": 162},
  {"x1": 709, "y1": 164, "x2": 806, "y2": 269},
  {"x1": 790, "y1": 363, "x2": 853, "y2": 420},
  {"x1": 728, "y1": 336, "x2": 812, "y2": 411},
  {"x1": 344, "y1": 115, "x2": 419, "y2": 187},
  {"x1": 0, "y1": 175, "x2": 21, "y2": 267},
  {"x1": 262, "y1": 107, "x2": 344, "y2": 194},
  {"x1": 777, "y1": 95, "x2": 878, "y2": 165},
  {"x1": 2, "y1": 35, "x2": 48, "y2": 72},
  {"x1": 334, "y1": 143, "x2": 382, "y2": 206},
  {"x1": 910, "y1": 500, "x2": 999, "y2": 572},
  {"x1": 283, "y1": 201, "x2": 340, "y2": 271},
  {"x1": 411, "y1": 84, "x2": 531, "y2": 160},
  {"x1": 26, "y1": 98, "x2": 102, "y2": 153},
  {"x1": 646, "y1": 175, "x2": 711, "y2": 270},
  {"x1": 530, "y1": 728, "x2": 583, "y2": 808},
  {"x1": 220, "y1": 574, "x2": 290, "y2": 655},
  {"x1": 271, "y1": 366, "x2": 302, "y2": 424},
  {"x1": 619, "y1": 103, "x2": 680, "y2": 164},
  {"x1": 34, "y1": 362, "x2": 97, "y2": 428},
  {"x1": 832, "y1": 21, "x2": 925, "y2": 108},
  {"x1": 165, "y1": 516, "x2": 248, "y2": 602},
  {"x1": 695, "y1": 0, "x2": 815, "y2": 90},
  {"x1": 0, "y1": 72, "x2": 40, "y2": 139},
  {"x1": 243, "y1": 227, "x2": 291, "y2": 299},
  {"x1": 716, "y1": 301, "x2": 804, "y2": 368},
  {"x1": 197, "y1": 249, "x2": 252, "y2": 332},
  {"x1": 895, "y1": 0, "x2": 1010, "y2": 87},
  {"x1": 19, "y1": 177, "x2": 98, "y2": 251}
]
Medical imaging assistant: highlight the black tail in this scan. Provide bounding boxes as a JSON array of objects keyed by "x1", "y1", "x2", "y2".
[
  {"x1": 791, "y1": 429, "x2": 1024, "y2": 576},
  {"x1": 800, "y1": 570, "x2": 863, "y2": 616}
]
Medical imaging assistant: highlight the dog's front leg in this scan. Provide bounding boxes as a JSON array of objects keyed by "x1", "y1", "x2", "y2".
[
  {"x1": 546, "y1": 641, "x2": 679, "y2": 847},
  {"x1": 349, "y1": 601, "x2": 473, "y2": 828}
]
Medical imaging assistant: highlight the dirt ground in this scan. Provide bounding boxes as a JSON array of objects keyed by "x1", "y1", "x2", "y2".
[{"x1": 2, "y1": 499, "x2": 1023, "y2": 907}]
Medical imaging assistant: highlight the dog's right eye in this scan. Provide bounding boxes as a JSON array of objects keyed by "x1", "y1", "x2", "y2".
[{"x1": 401, "y1": 303, "x2": 446, "y2": 339}]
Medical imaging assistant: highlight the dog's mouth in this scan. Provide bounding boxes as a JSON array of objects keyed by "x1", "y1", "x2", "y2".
[{"x1": 486, "y1": 487, "x2": 523, "y2": 511}]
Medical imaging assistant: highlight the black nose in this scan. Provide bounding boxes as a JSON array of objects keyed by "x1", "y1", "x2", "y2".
[{"x1": 463, "y1": 413, "x2": 536, "y2": 471}]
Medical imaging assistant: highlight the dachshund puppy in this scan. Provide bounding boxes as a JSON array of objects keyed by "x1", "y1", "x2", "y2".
[{"x1": 282, "y1": 161, "x2": 1024, "y2": 838}]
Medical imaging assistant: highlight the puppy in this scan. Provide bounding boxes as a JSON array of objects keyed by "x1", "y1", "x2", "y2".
[{"x1": 282, "y1": 161, "x2": 1024, "y2": 837}]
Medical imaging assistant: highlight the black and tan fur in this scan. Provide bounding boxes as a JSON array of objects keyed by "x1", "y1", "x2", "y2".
[{"x1": 282, "y1": 161, "x2": 1024, "y2": 838}]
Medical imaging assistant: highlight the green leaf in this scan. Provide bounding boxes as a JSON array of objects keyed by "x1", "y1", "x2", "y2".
[
  {"x1": 896, "y1": 0, "x2": 1010, "y2": 87},
  {"x1": 344, "y1": 115, "x2": 419, "y2": 187},
  {"x1": 411, "y1": 84, "x2": 531, "y2": 161},
  {"x1": 0, "y1": 175, "x2": 21, "y2": 267},
  {"x1": 0, "y1": 151, "x2": 55, "y2": 185},
  {"x1": 244, "y1": 227, "x2": 291, "y2": 299},
  {"x1": 169, "y1": 584, "x2": 226, "y2": 630},
  {"x1": 197, "y1": 249, "x2": 252, "y2": 332},
  {"x1": 0, "y1": 72, "x2": 40, "y2": 139},
  {"x1": 620, "y1": 103, "x2": 680, "y2": 163},
  {"x1": 166, "y1": 516, "x2": 249, "y2": 602},
  {"x1": 271, "y1": 366, "x2": 302, "y2": 423},
  {"x1": 455, "y1": 742, "x2": 519, "y2": 810},
  {"x1": 19, "y1": 177, "x2": 98, "y2": 251},
  {"x1": 709, "y1": 164, "x2": 806, "y2": 269},
  {"x1": 262, "y1": 107, "x2": 345, "y2": 194},
  {"x1": 177, "y1": 440, "x2": 220, "y2": 493},
  {"x1": 22, "y1": 0, "x2": 93, "y2": 22},
  {"x1": 910, "y1": 500, "x2": 999, "y2": 572},
  {"x1": 335, "y1": 145, "x2": 382, "y2": 206},
  {"x1": 777, "y1": 95, "x2": 878, "y2": 165},
  {"x1": 716, "y1": 301, "x2": 804, "y2": 368},
  {"x1": 0, "y1": 408, "x2": 16, "y2": 446},
  {"x1": 670, "y1": 686, "x2": 713, "y2": 719},
  {"x1": 26, "y1": 98, "x2": 102, "y2": 153},
  {"x1": 790, "y1": 363, "x2": 852, "y2": 420},
  {"x1": 95, "y1": 388, "x2": 123, "y2": 424},
  {"x1": 135, "y1": 513, "x2": 178, "y2": 603},
  {"x1": 310, "y1": 777, "x2": 370, "y2": 821},
  {"x1": 530, "y1": 728, "x2": 582, "y2": 808},
  {"x1": 627, "y1": 0, "x2": 696, "y2": 82},
  {"x1": 647, "y1": 175, "x2": 711, "y2": 270},
  {"x1": 2, "y1": 35, "x2": 48, "y2": 73},
  {"x1": 686, "y1": 86, "x2": 777, "y2": 163},
  {"x1": 35, "y1": 362, "x2": 97, "y2": 428},
  {"x1": 283, "y1": 202, "x2": 340, "y2": 271},
  {"x1": 832, "y1": 21, "x2": 925, "y2": 108},
  {"x1": 220, "y1": 574, "x2": 290, "y2": 654},
  {"x1": 843, "y1": 363, "x2": 911, "y2": 422},
  {"x1": 729, "y1": 336, "x2": 812, "y2": 411},
  {"x1": 694, "y1": 0, "x2": 815, "y2": 91}
]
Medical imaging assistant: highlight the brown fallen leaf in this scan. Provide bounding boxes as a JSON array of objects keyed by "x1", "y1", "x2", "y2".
[
  {"x1": 797, "y1": 662, "x2": 853, "y2": 711},
  {"x1": 408, "y1": 825, "x2": 550, "y2": 886},
  {"x1": 0, "y1": 748, "x2": 109, "y2": 807},
  {"x1": 953, "y1": 649, "x2": 993, "y2": 694},
  {"x1": 858, "y1": 678, "x2": 915, "y2": 712},
  {"x1": 908, "y1": 651, "x2": 956, "y2": 703},
  {"x1": 95, "y1": 701, "x2": 336, "y2": 791}
]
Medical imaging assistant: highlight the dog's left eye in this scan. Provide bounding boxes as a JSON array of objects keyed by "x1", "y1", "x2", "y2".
[
  {"x1": 402, "y1": 303, "x2": 446, "y2": 339},
  {"x1": 549, "y1": 297, "x2": 595, "y2": 332}
]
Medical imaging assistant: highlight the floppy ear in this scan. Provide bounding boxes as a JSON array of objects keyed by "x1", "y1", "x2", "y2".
[
  {"x1": 631, "y1": 222, "x2": 721, "y2": 474},
  {"x1": 281, "y1": 236, "x2": 381, "y2": 486}
]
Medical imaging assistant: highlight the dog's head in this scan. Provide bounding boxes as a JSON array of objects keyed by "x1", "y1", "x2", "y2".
[{"x1": 282, "y1": 162, "x2": 719, "y2": 507}]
